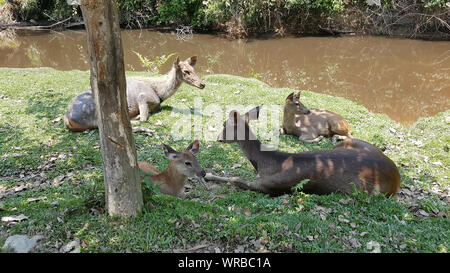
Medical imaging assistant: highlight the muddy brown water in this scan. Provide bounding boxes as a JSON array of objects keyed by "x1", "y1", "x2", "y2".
[{"x1": 1, "y1": 29, "x2": 449, "y2": 126}]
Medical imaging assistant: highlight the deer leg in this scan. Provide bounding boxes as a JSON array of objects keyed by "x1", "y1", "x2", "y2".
[
  {"x1": 233, "y1": 179, "x2": 268, "y2": 193},
  {"x1": 299, "y1": 135, "x2": 324, "y2": 143},
  {"x1": 130, "y1": 102, "x2": 153, "y2": 125},
  {"x1": 331, "y1": 134, "x2": 349, "y2": 145},
  {"x1": 204, "y1": 173, "x2": 268, "y2": 194},
  {"x1": 138, "y1": 103, "x2": 149, "y2": 122}
]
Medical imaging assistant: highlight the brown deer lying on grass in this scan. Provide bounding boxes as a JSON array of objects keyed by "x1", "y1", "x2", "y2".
[
  {"x1": 138, "y1": 140, "x2": 206, "y2": 198},
  {"x1": 280, "y1": 91, "x2": 352, "y2": 144},
  {"x1": 210, "y1": 105, "x2": 400, "y2": 196},
  {"x1": 64, "y1": 56, "x2": 205, "y2": 132}
]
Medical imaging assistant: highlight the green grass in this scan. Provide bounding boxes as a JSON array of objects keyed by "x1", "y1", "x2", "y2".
[{"x1": 0, "y1": 68, "x2": 449, "y2": 253}]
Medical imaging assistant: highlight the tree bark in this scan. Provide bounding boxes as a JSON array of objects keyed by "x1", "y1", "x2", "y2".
[{"x1": 80, "y1": 0, "x2": 143, "y2": 217}]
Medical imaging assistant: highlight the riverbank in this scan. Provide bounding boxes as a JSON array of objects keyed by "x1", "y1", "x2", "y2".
[
  {"x1": 1, "y1": 0, "x2": 450, "y2": 40},
  {"x1": 0, "y1": 68, "x2": 448, "y2": 253}
]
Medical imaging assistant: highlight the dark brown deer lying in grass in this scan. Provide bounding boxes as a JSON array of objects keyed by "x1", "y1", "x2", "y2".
[
  {"x1": 64, "y1": 56, "x2": 205, "y2": 132},
  {"x1": 212, "y1": 105, "x2": 400, "y2": 196},
  {"x1": 138, "y1": 140, "x2": 206, "y2": 198},
  {"x1": 280, "y1": 91, "x2": 352, "y2": 144}
]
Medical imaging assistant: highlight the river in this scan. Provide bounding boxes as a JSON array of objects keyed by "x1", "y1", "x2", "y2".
[{"x1": 0, "y1": 29, "x2": 449, "y2": 125}]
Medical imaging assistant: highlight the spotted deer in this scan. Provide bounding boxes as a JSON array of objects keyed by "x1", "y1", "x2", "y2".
[
  {"x1": 214, "y1": 105, "x2": 400, "y2": 196},
  {"x1": 138, "y1": 140, "x2": 206, "y2": 198},
  {"x1": 64, "y1": 56, "x2": 205, "y2": 132},
  {"x1": 281, "y1": 91, "x2": 352, "y2": 144}
]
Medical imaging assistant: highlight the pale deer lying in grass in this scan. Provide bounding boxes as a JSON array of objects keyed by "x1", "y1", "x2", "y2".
[
  {"x1": 213, "y1": 105, "x2": 400, "y2": 196},
  {"x1": 280, "y1": 91, "x2": 352, "y2": 144},
  {"x1": 64, "y1": 56, "x2": 205, "y2": 132},
  {"x1": 138, "y1": 140, "x2": 206, "y2": 198}
]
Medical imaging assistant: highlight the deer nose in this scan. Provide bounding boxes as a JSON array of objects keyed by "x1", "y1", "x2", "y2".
[
  {"x1": 201, "y1": 170, "x2": 206, "y2": 177},
  {"x1": 306, "y1": 110, "x2": 311, "y2": 114},
  {"x1": 199, "y1": 82, "x2": 205, "y2": 89}
]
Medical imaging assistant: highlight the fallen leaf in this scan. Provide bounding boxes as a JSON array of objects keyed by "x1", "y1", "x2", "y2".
[
  {"x1": 27, "y1": 196, "x2": 47, "y2": 203},
  {"x1": 60, "y1": 239, "x2": 81, "y2": 253},
  {"x1": 417, "y1": 210, "x2": 429, "y2": 217},
  {"x1": 348, "y1": 237, "x2": 361, "y2": 248},
  {"x1": 53, "y1": 175, "x2": 65, "y2": 186},
  {"x1": 258, "y1": 246, "x2": 269, "y2": 253},
  {"x1": 2, "y1": 214, "x2": 28, "y2": 223},
  {"x1": 187, "y1": 244, "x2": 208, "y2": 252},
  {"x1": 259, "y1": 237, "x2": 269, "y2": 245},
  {"x1": 432, "y1": 161, "x2": 445, "y2": 169},
  {"x1": 235, "y1": 245, "x2": 245, "y2": 253},
  {"x1": 14, "y1": 185, "x2": 26, "y2": 192},
  {"x1": 366, "y1": 241, "x2": 381, "y2": 253},
  {"x1": 295, "y1": 222, "x2": 302, "y2": 231},
  {"x1": 315, "y1": 206, "x2": 332, "y2": 213},
  {"x1": 338, "y1": 215, "x2": 350, "y2": 223},
  {"x1": 243, "y1": 207, "x2": 251, "y2": 216}
]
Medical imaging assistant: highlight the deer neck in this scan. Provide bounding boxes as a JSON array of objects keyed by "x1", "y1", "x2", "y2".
[
  {"x1": 158, "y1": 161, "x2": 187, "y2": 190},
  {"x1": 156, "y1": 67, "x2": 183, "y2": 101},
  {"x1": 236, "y1": 138, "x2": 269, "y2": 172}
]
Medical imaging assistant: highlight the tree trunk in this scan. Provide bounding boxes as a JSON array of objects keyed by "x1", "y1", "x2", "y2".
[{"x1": 80, "y1": 0, "x2": 143, "y2": 217}]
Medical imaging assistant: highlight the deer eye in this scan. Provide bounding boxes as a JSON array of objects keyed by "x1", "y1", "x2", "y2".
[
  {"x1": 183, "y1": 70, "x2": 190, "y2": 75},
  {"x1": 185, "y1": 161, "x2": 192, "y2": 166}
]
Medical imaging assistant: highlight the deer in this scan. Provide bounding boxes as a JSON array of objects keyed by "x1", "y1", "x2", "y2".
[
  {"x1": 138, "y1": 140, "x2": 206, "y2": 198},
  {"x1": 280, "y1": 91, "x2": 352, "y2": 144},
  {"x1": 210, "y1": 105, "x2": 400, "y2": 196},
  {"x1": 64, "y1": 56, "x2": 206, "y2": 132}
]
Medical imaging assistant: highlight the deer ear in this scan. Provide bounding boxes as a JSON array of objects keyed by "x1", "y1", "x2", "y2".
[
  {"x1": 286, "y1": 92, "x2": 294, "y2": 102},
  {"x1": 173, "y1": 56, "x2": 180, "y2": 67},
  {"x1": 185, "y1": 56, "x2": 197, "y2": 67},
  {"x1": 244, "y1": 105, "x2": 263, "y2": 122},
  {"x1": 294, "y1": 91, "x2": 301, "y2": 98},
  {"x1": 163, "y1": 144, "x2": 178, "y2": 160},
  {"x1": 186, "y1": 140, "x2": 200, "y2": 155}
]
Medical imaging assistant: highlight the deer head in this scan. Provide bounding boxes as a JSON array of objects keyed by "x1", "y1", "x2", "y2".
[
  {"x1": 174, "y1": 56, "x2": 205, "y2": 89},
  {"x1": 285, "y1": 91, "x2": 310, "y2": 115},
  {"x1": 217, "y1": 105, "x2": 263, "y2": 143},
  {"x1": 162, "y1": 140, "x2": 206, "y2": 178}
]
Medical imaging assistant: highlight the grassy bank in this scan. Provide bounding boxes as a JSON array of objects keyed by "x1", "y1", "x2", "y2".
[{"x1": 0, "y1": 68, "x2": 448, "y2": 253}]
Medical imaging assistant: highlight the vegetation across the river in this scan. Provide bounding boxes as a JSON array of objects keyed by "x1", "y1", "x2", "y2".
[
  {"x1": 1, "y1": 0, "x2": 450, "y2": 39},
  {"x1": 0, "y1": 68, "x2": 448, "y2": 253}
]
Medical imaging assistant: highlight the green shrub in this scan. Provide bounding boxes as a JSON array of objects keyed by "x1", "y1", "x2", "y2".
[{"x1": 156, "y1": 0, "x2": 204, "y2": 26}]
